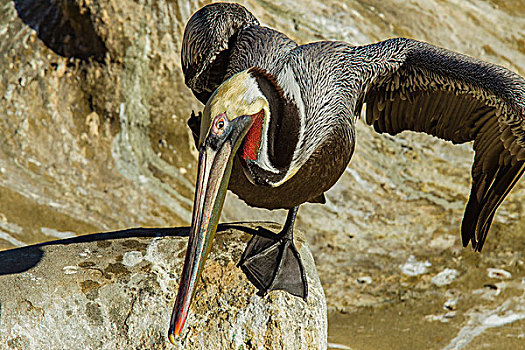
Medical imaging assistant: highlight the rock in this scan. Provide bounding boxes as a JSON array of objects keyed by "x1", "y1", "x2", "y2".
[
  {"x1": 0, "y1": 224, "x2": 327, "y2": 349},
  {"x1": 14, "y1": 0, "x2": 107, "y2": 60},
  {"x1": 2, "y1": 1, "x2": 525, "y2": 348}
]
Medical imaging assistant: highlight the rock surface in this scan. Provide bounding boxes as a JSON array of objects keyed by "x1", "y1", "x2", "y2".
[
  {"x1": 1, "y1": 0, "x2": 525, "y2": 349},
  {"x1": 0, "y1": 224, "x2": 327, "y2": 349}
]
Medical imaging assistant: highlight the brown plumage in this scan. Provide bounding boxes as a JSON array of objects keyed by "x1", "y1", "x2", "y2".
[{"x1": 170, "y1": 3, "x2": 525, "y2": 339}]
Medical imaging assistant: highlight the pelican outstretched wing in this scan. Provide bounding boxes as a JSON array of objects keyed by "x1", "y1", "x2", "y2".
[{"x1": 355, "y1": 38, "x2": 525, "y2": 251}]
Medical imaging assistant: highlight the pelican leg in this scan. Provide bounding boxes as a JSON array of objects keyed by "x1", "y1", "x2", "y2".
[{"x1": 237, "y1": 206, "x2": 308, "y2": 300}]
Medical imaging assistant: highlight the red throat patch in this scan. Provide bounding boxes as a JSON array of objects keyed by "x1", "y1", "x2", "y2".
[{"x1": 240, "y1": 110, "x2": 265, "y2": 161}]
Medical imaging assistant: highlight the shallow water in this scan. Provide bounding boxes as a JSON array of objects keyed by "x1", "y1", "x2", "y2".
[{"x1": 1, "y1": 0, "x2": 525, "y2": 348}]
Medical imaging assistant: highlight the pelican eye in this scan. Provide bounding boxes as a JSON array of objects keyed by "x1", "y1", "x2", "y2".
[{"x1": 212, "y1": 114, "x2": 228, "y2": 136}]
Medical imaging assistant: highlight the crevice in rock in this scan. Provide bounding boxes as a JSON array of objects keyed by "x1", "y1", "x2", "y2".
[{"x1": 14, "y1": 0, "x2": 107, "y2": 61}]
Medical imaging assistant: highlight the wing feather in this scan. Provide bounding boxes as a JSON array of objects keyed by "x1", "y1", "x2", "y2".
[{"x1": 355, "y1": 38, "x2": 525, "y2": 250}]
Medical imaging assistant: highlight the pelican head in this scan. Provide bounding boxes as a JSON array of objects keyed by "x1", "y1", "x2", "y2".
[{"x1": 168, "y1": 70, "x2": 272, "y2": 340}]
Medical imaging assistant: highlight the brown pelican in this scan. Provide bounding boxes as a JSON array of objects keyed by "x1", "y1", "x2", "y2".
[{"x1": 168, "y1": 2, "x2": 525, "y2": 341}]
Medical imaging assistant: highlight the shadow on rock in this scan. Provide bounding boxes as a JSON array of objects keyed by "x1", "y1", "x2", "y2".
[
  {"x1": 14, "y1": 0, "x2": 107, "y2": 60},
  {"x1": 0, "y1": 226, "x2": 190, "y2": 276},
  {"x1": 0, "y1": 245, "x2": 43, "y2": 276}
]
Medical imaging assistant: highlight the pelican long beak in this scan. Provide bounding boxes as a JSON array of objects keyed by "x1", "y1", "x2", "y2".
[{"x1": 168, "y1": 115, "x2": 254, "y2": 342}]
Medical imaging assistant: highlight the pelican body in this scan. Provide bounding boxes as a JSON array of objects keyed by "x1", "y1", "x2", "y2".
[{"x1": 169, "y1": 3, "x2": 525, "y2": 341}]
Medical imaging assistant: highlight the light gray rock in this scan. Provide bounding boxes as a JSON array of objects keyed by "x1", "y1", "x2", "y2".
[{"x1": 0, "y1": 224, "x2": 327, "y2": 350}]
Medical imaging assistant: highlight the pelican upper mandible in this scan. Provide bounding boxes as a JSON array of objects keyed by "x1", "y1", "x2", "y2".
[{"x1": 168, "y1": 2, "x2": 525, "y2": 341}]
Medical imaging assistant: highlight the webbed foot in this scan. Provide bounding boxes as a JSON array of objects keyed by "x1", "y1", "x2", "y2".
[{"x1": 237, "y1": 207, "x2": 308, "y2": 299}]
